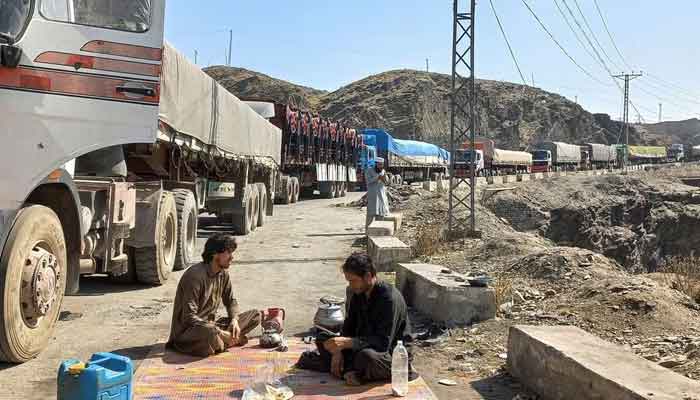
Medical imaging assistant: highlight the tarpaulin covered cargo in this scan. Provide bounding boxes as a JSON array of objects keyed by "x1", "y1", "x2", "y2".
[
  {"x1": 492, "y1": 149, "x2": 532, "y2": 166},
  {"x1": 586, "y1": 143, "x2": 616, "y2": 163},
  {"x1": 537, "y1": 141, "x2": 581, "y2": 164},
  {"x1": 361, "y1": 129, "x2": 449, "y2": 166},
  {"x1": 628, "y1": 146, "x2": 667, "y2": 159},
  {"x1": 159, "y1": 42, "x2": 282, "y2": 164}
]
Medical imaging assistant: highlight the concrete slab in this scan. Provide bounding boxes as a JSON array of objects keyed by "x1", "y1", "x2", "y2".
[
  {"x1": 436, "y1": 179, "x2": 448, "y2": 192},
  {"x1": 396, "y1": 263, "x2": 497, "y2": 324},
  {"x1": 508, "y1": 325, "x2": 700, "y2": 400},
  {"x1": 366, "y1": 220, "x2": 394, "y2": 236},
  {"x1": 476, "y1": 177, "x2": 488, "y2": 186},
  {"x1": 422, "y1": 181, "x2": 436, "y2": 191},
  {"x1": 368, "y1": 236, "x2": 412, "y2": 272},
  {"x1": 518, "y1": 174, "x2": 530, "y2": 182},
  {"x1": 488, "y1": 176, "x2": 503, "y2": 185},
  {"x1": 502, "y1": 175, "x2": 515, "y2": 183},
  {"x1": 378, "y1": 212, "x2": 403, "y2": 233}
]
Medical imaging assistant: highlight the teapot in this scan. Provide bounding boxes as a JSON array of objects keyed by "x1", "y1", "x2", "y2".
[{"x1": 313, "y1": 295, "x2": 345, "y2": 333}]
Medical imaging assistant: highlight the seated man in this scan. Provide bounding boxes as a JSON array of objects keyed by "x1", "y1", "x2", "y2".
[
  {"x1": 301, "y1": 252, "x2": 416, "y2": 385},
  {"x1": 167, "y1": 234, "x2": 261, "y2": 357}
]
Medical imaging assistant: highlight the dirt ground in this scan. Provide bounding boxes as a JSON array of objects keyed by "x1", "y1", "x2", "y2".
[{"x1": 0, "y1": 194, "x2": 368, "y2": 400}]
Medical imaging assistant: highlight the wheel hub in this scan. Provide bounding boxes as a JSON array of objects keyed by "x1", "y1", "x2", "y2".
[{"x1": 21, "y1": 246, "x2": 60, "y2": 326}]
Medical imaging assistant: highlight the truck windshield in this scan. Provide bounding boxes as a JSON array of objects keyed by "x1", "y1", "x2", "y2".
[
  {"x1": 531, "y1": 150, "x2": 550, "y2": 161},
  {"x1": 41, "y1": 0, "x2": 151, "y2": 32},
  {"x1": 455, "y1": 150, "x2": 480, "y2": 162},
  {"x1": 0, "y1": 0, "x2": 32, "y2": 42}
]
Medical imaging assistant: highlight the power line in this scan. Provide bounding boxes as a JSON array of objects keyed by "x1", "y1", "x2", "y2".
[
  {"x1": 552, "y1": 0, "x2": 599, "y2": 65},
  {"x1": 520, "y1": 0, "x2": 610, "y2": 87},
  {"x1": 571, "y1": 0, "x2": 622, "y2": 71},
  {"x1": 592, "y1": 0, "x2": 632, "y2": 71},
  {"x1": 488, "y1": 0, "x2": 527, "y2": 85}
]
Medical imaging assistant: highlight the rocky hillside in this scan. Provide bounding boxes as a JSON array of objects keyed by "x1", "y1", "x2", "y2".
[
  {"x1": 205, "y1": 66, "x2": 648, "y2": 149},
  {"x1": 634, "y1": 118, "x2": 700, "y2": 146}
]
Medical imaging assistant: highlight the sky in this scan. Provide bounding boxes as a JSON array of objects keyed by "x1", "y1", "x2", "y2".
[{"x1": 164, "y1": 1, "x2": 700, "y2": 123}]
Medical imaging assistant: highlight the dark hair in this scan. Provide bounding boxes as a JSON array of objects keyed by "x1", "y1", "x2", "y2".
[
  {"x1": 202, "y1": 234, "x2": 238, "y2": 263},
  {"x1": 342, "y1": 252, "x2": 376, "y2": 277}
]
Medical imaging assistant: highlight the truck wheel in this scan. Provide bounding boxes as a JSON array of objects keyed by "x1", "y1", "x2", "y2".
[
  {"x1": 0, "y1": 205, "x2": 67, "y2": 363},
  {"x1": 300, "y1": 186, "x2": 314, "y2": 198},
  {"x1": 396, "y1": 175, "x2": 403, "y2": 186},
  {"x1": 290, "y1": 177, "x2": 300, "y2": 204},
  {"x1": 255, "y1": 183, "x2": 267, "y2": 227},
  {"x1": 135, "y1": 191, "x2": 178, "y2": 285},
  {"x1": 249, "y1": 187, "x2": 259, "y2": 232},
  {"x1": 340, "y1": 182, "x2": 347, "y2": 197},
  {"x1": 331, "y1": 182, "x2": 338, "y2": 198},
  {"x1": 279, "y1": 176, "x2": 292, "y2": 205},
  {"x1": 172, "y1": 189, "x2": 198, "y2": 271}
]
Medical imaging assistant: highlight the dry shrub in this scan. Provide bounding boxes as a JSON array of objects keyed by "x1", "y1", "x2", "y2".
[
  {"x1": 662, "y1": 257, "x2": 700, "y2": 302},
  {"x1": 493, "y1": 275, "x2": 513, "y2": 307},
  {"x1": 414, "y1": 224, "x2": 442, "y2": 257}
]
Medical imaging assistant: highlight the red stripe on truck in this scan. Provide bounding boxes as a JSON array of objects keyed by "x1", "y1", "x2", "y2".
[
  {"x1": 81, "y1": 40, "x2": 162, "y2": 61},
  {"x1": 35, "y1": 52, "x2": 161, "y2": 77},
  {"x1": 0, "y1": 66, "x2": 160, "y2": 104}
]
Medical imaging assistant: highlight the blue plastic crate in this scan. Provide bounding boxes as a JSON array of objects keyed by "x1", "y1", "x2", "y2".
[{"x1": 58, "y1": 352, "x2": 133, "y2": 400}]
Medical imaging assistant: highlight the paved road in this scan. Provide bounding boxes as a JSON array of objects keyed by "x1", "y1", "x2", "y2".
[{"x1": 0, "y1": 194, "x2": 365, "y2": 399}]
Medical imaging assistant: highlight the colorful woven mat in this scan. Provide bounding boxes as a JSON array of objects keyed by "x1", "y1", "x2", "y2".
[{"x1": 134, "y1": 338, "x2": 437, "y2": 399}]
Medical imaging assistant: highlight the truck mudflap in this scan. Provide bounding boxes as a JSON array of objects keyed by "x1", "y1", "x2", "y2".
[{"x1": 125, "y1": 182, "x2": 164, "y2": 249}]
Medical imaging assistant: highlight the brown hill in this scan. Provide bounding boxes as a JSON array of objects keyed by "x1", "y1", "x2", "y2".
[
  {"x1": 205, "y1": 66, "x2": 649, "y2": 149},
  {"x1": 634, "y1": 118, "x2": 700, "y2": 146}
]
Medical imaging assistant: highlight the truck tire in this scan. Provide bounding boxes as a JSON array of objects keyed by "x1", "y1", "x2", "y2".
[
  {"x1": 135, "y1": 191, "x2": 178, "y2": 285},
  {"x1": 300, "y1": 186, "x2": 314, "y2": 198},
  {"x1": 279, "y1": 176, "x2": 292, "y2": 205},
  {"x1": 173, "y1": 189, "x2": 198, "y2": 271},
  {"x1": 396, "y1": 175, "x2": 403, "y2": 186},
  {"x1": 290, "y1": 177, "x2": 300, "y2": 204},
  {"x1": 0, "y1": 205, "x2": 67, "y2": 363},
  {"x1": 249, "y1": 187, "x2": 259, "y2": 232},
  {"x1": 255, "y1": 183, "x2": 267, "y2": 227}
]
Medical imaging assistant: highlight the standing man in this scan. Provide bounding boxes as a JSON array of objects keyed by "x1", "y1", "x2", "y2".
[
  {"x1": 365, "y1": 157, "x2": 390, "y2": 230},
  {"x1": 298, "y1": 253, "x2": 417, "y2": 386},
  {"x1": 167, "y1": 234, "x2": 261, "y2": 357}
]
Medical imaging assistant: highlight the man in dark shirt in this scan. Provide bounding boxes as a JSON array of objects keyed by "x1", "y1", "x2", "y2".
[
  {"x1": 167, "y1": 234, "x2": 261, "y2": 357},
  {"x1": 310, "y1": 252, "x2": 415, "y2": 385}
]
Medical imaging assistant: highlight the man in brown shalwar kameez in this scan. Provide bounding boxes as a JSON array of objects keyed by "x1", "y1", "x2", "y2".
[{"x1": 166, "y1": 234, "x2": 261, "y2": 357}]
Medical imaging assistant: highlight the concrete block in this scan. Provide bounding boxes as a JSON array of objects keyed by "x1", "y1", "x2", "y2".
[
  {"x1": 396, "y1": 263, "x2": 497, "y2": 324},
  {"x1": 508, "y1": 325, "x2": 700, "y2": 400},
  {"x1": 476, "y1": 177, "x2": 488, "y2": 186},
  {"x1": 422, "y1": 181, "x2": 436, "y2": 191},
  {"x1": 502, "y1": 175, "x2": 515, "y2": 183},
  {"x1": 378, "y1": 212, "x2": 403, "y2": 233},
  {"x1": 367, "y1": 220, "x2": 394, "y2": 236},
  {"x1": 517, "y1": 174, "x2": 530, "y2": 182},
  {"x1": 532, "y1": 173, "x2": 543, "y2": 180},
  {"x1": 488, "y1": 176, "x2": 503, "y2": 185},
  {"x1": 368, "y1": 236, "x2": 412, "y2": 272},
  {"x1": 436, "y1": 179, "x2": 448, "y2": 192}
]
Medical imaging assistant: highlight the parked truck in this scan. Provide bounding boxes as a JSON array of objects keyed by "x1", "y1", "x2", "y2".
[
  {"x1": 457, "y1": 139, "x2": 532, "y2": 176},
  {"x1": 244, "y1": 100, "x2": 360, "y2": 199},
  {"x1": 359, "y1": 129, "x2": 449, "y2": 184},
  {"x1": 531, "y1": 141, "x2": 582, "y2": 172},
  {"x1": 628, "y1": 146, "x2": 668, "y2": 164},
  {"x1": 668, "y1": 144, "x2": 685, "y2": 162},
  {"x1": 0, "y1": 0, "x2": 283, "y2": 362},
  {"x1": 580, "y1": 143, "x2": 617, "y2": 170}
]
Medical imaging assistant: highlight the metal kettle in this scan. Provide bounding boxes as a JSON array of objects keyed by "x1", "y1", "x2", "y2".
[{"x1": 313, "y1": 295, "x2": 345, "y2": 333}]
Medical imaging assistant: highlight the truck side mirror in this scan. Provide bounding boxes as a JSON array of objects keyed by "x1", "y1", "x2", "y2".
[{"x1": 1, "y1": 44, "x2": 23, "y2": 68}]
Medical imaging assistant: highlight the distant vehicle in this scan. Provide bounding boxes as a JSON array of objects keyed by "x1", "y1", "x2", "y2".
[
  {"x1": 580, "y1": 143, "x2": 617, "y2": 170},
  {"x1": 531, "y1": 141, "x2": 581, "y2": 172},
  {"x1": 458, "y1": 139, "x2": 532, "y2": 176},
  {"x1": 359, "y1": 129, "x2": 449, "y2": 184},
  {"x1": 668, "y1": 144, "x2": 685, "y2": 162},
  {"x1": 628, "y1": 146, "x2": 668, "y2": 164}
]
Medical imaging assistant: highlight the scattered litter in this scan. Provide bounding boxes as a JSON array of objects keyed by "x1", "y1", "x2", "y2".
[
  {"x1": 438, "y1": 379, "x2": 458, "y2": 386},
  {"x1": 59, "y1": 311, "x2": 83, "y2": 322},
  {"x1": 498, "y1": 353, "x2": 508, "y2": 360}
]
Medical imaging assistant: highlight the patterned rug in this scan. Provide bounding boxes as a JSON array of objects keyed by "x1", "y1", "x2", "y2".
[{"x1": 134, "y1": 338, "x2": 437, "y2": 400}]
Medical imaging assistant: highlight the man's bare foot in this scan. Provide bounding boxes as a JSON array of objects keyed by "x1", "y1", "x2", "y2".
[
  {"x1": 343, "y1": 371, "x2": 362, "y2": 386},
  {"x1": 220, "y1": 330, "x2": 235, "y2": 348}
]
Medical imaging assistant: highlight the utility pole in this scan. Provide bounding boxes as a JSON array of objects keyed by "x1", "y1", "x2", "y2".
[
  {"x1": 575, "y1": 95, "x2": 578, "y2": 104},
  {"x1": 448, "y1": 0, "x2": 479, "y2": 238},
  {"x1": 613, "y1": 72, "x2": 643, "y2": 171},
  {"x1": 658, "y1": 103, "x2": 662, "y2": 123},
  {"x1": 194, "y1": 50, "x2": 198, "y2": 65},
  {"x1": 227, "y1": 29, "x2": 233, "y2": 66},
  {"x1": 531, "y1": 72, "x2": 535, "y2": 87},
  {"x1": 426, "y1": 58, "x2": 430, "y2": 73}
]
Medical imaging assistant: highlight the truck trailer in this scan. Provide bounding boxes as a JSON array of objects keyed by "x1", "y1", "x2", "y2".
[
  {"x1": 245, "y1": 100, "x2": 360, "y2": 199},
  {"x1": 628, "y1": 146, "x2": 668, "y2": 164},
  {"x1": 458, "y1": 139, "x2": 532, "y2": 176},
  {"x1": 531, "y1": 141, "x2": 582, "y2": 172},
  {"x1": 0, "y1": 0, "x2": 282, "y2": 362},
  {"x1": 359, "y1": 129, "x2": 449, "y2": 184},
  {"x1": 580, "y1": 143, "x2": 617, "y2": 169}
]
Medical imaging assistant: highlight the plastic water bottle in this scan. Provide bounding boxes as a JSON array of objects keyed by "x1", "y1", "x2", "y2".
[{"x1": 391, "y1": 340, "x2": 409, "y2": 397}]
